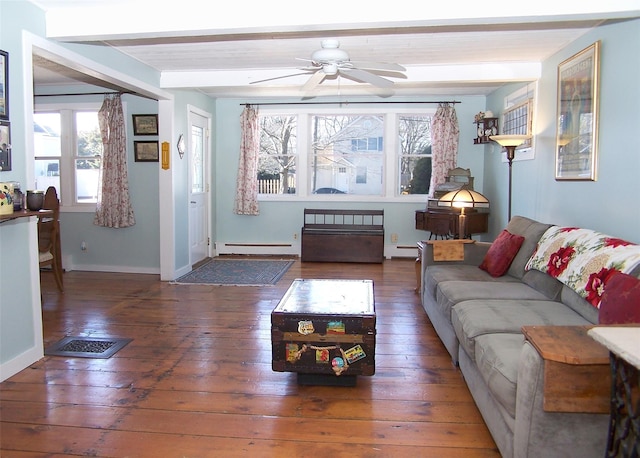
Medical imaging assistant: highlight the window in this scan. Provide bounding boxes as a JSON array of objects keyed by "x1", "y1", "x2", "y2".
[
  {"x1": 258, "y1": 114, "x2": 297, "y2": 194},
  {"x1": 34, "y1": 105, "x2": 103, "y2": 207},
  {"x1": 311, "y1": 114, "x2": 384, "y2": 196},
  {"x1": 257, "y1": 107, "x2": 434, "y2": 200},
  {"x1": 398, "y1": 114, "x2": 432, "y2": 194},
  {"x1": 502, "y1": 83, "x2": 536, "y2": 154}
]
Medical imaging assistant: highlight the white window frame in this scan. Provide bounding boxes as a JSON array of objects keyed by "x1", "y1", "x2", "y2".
[
  {"x1": 257, "y1": 105, "x2": 435, "y2": 203},
  {"x1": 501, "y1": 83, "x2": 537, "y2": 162},
  {"x1": 34, "y1": 101, "x2": 126, "y2": 212}
]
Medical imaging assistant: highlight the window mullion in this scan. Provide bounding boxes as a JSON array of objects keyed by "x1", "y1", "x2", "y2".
[
  {"x1": 60, "y1": 109, "x2": 75, "y2": 206},
  {"x1": 297, "y1": 114, "x2": 309, "y2": 198},
  {"x1": 384, "y1": 114, "x2": 397, "y2": 197}
]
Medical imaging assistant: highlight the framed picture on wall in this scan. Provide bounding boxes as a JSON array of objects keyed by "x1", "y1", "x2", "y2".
[
  {"x1": 0, "y1": 121, "x2": 11, "y2": 171},
  {"x1": 0, "y1": 50, "x2": 8, "y2": 121},
  {"x1": 555, "y1": 41, "x2": 600, "y2": 181},
  {"x1": 134, "y1": 141, "x2": 159, "y2": 162},
  {"x1": 132, "y1": 114, "x2": 158, "y2": 135}
]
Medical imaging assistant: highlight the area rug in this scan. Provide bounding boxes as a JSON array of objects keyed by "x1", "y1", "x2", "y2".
[
  {"x1": 171, "y1": 258, "x2": 294, "y2": 286},
  {"x1": 45, "y1": 336, "x2": 132, "y2": 359}
]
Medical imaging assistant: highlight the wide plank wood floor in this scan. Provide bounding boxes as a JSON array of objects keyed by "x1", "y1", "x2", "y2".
[{"x1": 1, "y1": 257, "x2": 499, "y2": 457}]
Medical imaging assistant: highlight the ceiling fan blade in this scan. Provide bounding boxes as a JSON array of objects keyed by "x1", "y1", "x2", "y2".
[
  {"x1": 250, "y1": 72, "x2": 313, "y2": 85},
  {"x1": 349, "y1": 61, "x2": 406, "y2": 72},
  {"x1": 302, "y1": 71, "x2": 326, "y2": 92},
  {"x1": 340, "y1": 67, "x2": 394, "y2": 88}
]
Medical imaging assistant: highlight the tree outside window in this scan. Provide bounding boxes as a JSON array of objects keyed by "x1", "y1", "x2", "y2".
[{"x1": 398, "y1": 115, "x2": 432, "y2": 195}]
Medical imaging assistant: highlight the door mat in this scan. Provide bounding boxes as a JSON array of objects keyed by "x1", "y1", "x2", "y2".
[
  {"x1": 171, "y1": 258, "x2": 294, "y2": 286},
  {"x1": 45, "y1": 336, "x2": 133, "y2": 359}
]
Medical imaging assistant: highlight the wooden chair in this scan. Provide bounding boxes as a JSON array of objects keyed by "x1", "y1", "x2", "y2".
[{"x1": 38, "y1": 187, "x2": 63, "y2": 292}]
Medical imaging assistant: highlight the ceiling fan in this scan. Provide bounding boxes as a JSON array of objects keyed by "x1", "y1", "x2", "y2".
[{"x1": 251, "y1": 39, "x2": 407, "y2": 91}]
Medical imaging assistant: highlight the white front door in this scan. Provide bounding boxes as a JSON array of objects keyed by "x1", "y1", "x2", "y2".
[{"x1": 188, "y1": 108, "x2": 211, "y2": 265}]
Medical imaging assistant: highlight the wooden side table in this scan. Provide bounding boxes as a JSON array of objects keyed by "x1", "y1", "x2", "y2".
[
  {"x1": 522, "y1": 325, "x2": 610, "y2": 413},
  {"x1": 415, "y1": 239, "x2": 476, "y2": 293}
]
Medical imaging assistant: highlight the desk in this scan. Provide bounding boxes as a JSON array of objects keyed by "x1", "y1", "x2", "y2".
[
  {"x1": 588, "y1": 327, "x2": 640, "y2": 458},
  {"x1": 415, "y1": 207, "x2": 488, "y2": 239}
]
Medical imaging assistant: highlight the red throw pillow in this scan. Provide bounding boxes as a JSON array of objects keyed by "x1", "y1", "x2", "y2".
[
  {"x1": 479, "y1": 229, "x2": 525, "y2": 277},
  {"x1": 598, "y1": 272, "x2": 640, "y2": 324}
]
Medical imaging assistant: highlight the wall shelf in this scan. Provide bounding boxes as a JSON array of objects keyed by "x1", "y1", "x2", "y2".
[{"x1": 474, "y1": 117, "x2": 498, "y2": 144}]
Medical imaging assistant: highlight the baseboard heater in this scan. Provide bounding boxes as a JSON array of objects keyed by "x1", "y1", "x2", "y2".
[
  {"x1": 224, "y1": 243, "x2": 292, "y2": 247},
  {"x1": 216, "y1": 242, "x2": 298, "y2": 257}
]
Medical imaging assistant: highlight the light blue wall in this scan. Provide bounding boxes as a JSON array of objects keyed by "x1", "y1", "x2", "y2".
[
  {"x1": 485, "y1": 18, "x2": 640, "y2": 243},
  {"x1": 35, "y1": 87, "x2": 162, "y2": 272},
  {"x1": 168, "y1": 90, "x2": 217, "y2": 271},
  {"x1": 0, "y1": 1, "x2": 174, "y2": 377},
  {"x1": 214, "y1": 96, "x2": 487, "y2": 249},
  {"x1": 0, "y1": 0, "x2": 49, "y2": 373}
]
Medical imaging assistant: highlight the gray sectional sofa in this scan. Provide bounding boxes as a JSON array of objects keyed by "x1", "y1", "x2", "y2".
[{"x1": 419, "y1": 216, "x2": 639, "y2": 458}]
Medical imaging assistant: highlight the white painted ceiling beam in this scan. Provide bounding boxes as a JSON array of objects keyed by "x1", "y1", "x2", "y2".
[
  {"x1": 40, "y1": 1, "x2": 640, "y2": 41},
  {"x1": 160, "y1": 63, "x2": 540, "y2": 89}
]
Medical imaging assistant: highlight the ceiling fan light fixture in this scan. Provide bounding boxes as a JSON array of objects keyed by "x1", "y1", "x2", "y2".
[
  {"x1": 311, "y1": 47, "x2": 349, "y2": 64},
  {"x1": 323, "y1": 63, "x2": 338, "y2": 76}
]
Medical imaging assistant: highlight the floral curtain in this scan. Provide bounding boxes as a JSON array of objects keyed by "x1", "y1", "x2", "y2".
[
  {"x1": 234, "y1": 105, "x2": 260, "y2": 215},
  {"x1": 429, "y1": 103, "x2": 460, "y2": 195},
  {"x1": 94, "y1": 94, "x2": 136, "y2": 228}
]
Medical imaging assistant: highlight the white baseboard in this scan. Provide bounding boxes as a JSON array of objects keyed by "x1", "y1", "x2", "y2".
[
  {"x1": 65, "y1": 263, "x2": 160, "y2": 275},
  {"x1": 0, "y1": 346, "x2": 43, "y2": 382}
]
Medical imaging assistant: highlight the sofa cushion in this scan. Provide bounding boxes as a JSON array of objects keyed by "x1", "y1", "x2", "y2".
[
  {"x1": 479, "y1": 229, "x2": 525, "y2": 277},
  {"x1": 521, "y1": 269, "x2": 563, "y2": 301},
  {"x1": 598, "y1": 272, "x2": 640, "y2": 324},
  {"x1": 437, "y1": 281, "x2": 548, "y2": 319},
  {"x1": 452, "y1": 299, "x2": 592, "y2": 359},
  {"x1": 423, "y1": 264, "x2": 518, "y2": 300},
  {"x1": 561, "y1": 285, "x2": 599, "y2": 324},
  {"x1": 504, "y1": 216, "x2": 553, "y2": 280},
  {"x1": 526, "y1": 226, "x2": 640, "y2": 308},
  {"x1": 474, "y1": 333, "x2": 523, "y2": 418}
]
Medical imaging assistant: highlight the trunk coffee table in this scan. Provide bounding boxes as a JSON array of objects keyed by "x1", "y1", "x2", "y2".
[{"x1": 271, "y1": 278, "x2": 376, "y2": 386}]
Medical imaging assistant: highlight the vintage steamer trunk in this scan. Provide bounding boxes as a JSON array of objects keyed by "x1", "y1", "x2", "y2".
[{"x1": 271, "y1": 279, "x2": 376, "y2": 385}]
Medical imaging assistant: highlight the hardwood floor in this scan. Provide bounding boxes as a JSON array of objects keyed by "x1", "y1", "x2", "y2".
[{"x1": 1, "y1": 258, "x2": 499, "y2": 457}]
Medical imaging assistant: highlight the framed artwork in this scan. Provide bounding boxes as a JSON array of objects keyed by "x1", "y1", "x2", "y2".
[
  {"x1": 134, "y1": 140, "x2": 159, "y2": 162},
  {"x1": 555, "y1": 41, "x2": 600, "y2": 181},
  {"x1": 0, "y1": 50, "x2": 8, "y2": 120},
  {"x1": 132, "y1": 114, "x2": 158, "y2": 135},
  {"x1": 0, "y1": 121, "x2": 11, "y2": 171}
]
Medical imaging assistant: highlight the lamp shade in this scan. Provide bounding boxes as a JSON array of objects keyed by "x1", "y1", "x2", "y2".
[
  {"x1": 437, "y1": 188, "x2": 490, "y2": 209},
  {"x1": 489, "y1": 134, "x2": 532, "y2": 147}
]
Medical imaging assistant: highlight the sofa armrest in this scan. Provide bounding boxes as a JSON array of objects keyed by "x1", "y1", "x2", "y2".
[{"x1": 421, "y1": 240, "x2": 491, "y2": 267}]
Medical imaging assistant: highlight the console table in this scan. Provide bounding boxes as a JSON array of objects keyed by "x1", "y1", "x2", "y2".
[{"x1": 415, "y1": 207, "x2": 488, "y2": 239}]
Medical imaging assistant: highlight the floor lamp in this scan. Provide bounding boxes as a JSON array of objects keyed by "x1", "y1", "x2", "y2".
[
  {"x1": 489, "y1": 135, "x2": 532, "y2": 222},
  {"x1": 437, "y1": 187, "x2": 490, "y2": 239}
]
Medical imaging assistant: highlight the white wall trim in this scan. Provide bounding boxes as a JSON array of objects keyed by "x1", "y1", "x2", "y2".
[{"x1": 0, "y1": 346, "x2": 43, "y2": 382}]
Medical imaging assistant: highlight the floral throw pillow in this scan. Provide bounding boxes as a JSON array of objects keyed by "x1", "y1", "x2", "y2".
[
  {"x1": 598, "y1": 272, "x2": 640, "y2": 324},
  {"x1": 479, "y1": 229, "x2": 525, "y2": 277},
  {"x1": 525, "y1": 226, "x2": 640, "y2": 308}
]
